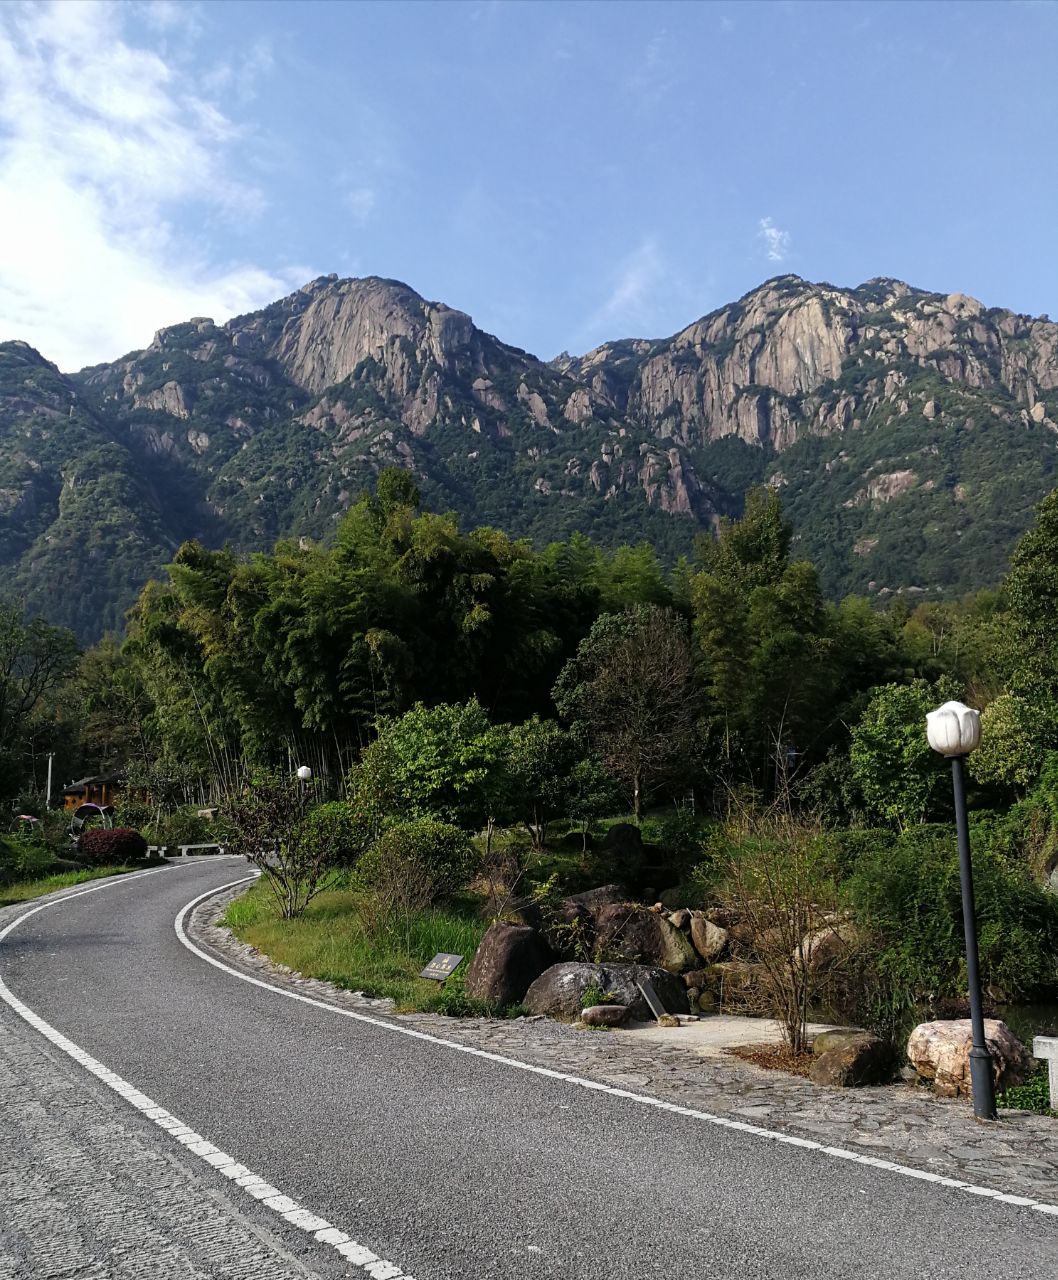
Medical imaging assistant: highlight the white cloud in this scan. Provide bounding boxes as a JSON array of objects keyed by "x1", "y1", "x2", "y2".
[
  {"x1": 0, "y1": 1, "x2": 307, "y2": 370},
  {"x1": 627, "y1": 30, "x2": 676, "y2": 109},
  {"x1": 758, "y1": 216, "x2": 791, "y2": 263},
  {"x1": 588, "y1": 238, "x2": 665, "y2": 334},
  {"x1": 344, "y1": 186, "x2": 376, "y2": 224}
]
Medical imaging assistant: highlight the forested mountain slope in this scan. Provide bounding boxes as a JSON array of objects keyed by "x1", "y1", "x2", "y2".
[{"x1": 2, "y1": 273, "x2": 1056, "y2": 640}]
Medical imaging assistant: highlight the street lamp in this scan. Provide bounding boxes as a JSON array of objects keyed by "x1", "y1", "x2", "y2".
[
  {"x1": 926, "y1": 700, "x2": 996, "y2": 1121},
  {"x1": 295, "y1": 764, "x2": 312, "y2": 803}
]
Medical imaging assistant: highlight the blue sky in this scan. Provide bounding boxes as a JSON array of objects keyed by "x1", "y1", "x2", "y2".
[{"x1": 1, "y1": 0, "x2": 1056, "y2": 371}]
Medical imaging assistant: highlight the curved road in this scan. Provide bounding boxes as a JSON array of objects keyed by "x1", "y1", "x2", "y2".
[{"x1": 2, "y1": 859, "x2": 1057, "y2": 1279}]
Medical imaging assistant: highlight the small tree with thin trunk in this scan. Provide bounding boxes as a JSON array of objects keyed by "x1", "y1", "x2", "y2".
[
  {"x1": 226, "y1": 773, "x2": 340, "y2": 918},
  {"x1": 720, "y1": 805, "x2": 842, "y2": 1055},
  {"x1": 553, "y1": 605, "x2": 697, "y2": 821}
]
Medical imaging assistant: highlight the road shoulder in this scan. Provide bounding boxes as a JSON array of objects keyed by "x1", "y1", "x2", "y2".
[{"x1": 192, "y1": 878, "x2": 1058, "y2": 1209}]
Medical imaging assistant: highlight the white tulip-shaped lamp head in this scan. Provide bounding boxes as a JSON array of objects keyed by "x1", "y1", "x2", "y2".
[
  {"x1": 295, "y1": 765, "x2": 313, "y2": 781},
  {"x1": 926, "y1": 701, "x2": 981, "y2": 758}
]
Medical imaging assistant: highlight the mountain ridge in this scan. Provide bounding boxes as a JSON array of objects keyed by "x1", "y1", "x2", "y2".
[{"x1": 2, "y1": 272, "x2": 1056, "y2": 641}]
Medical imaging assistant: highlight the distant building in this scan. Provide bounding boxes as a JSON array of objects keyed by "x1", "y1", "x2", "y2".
[{"x1": 62, "y1": 773, "x2": 125, "y2": 811}]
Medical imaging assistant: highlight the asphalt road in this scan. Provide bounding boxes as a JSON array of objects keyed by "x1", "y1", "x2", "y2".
[{"x1": 2, "y1": 859, "x2": 1057, "y2": 1280}]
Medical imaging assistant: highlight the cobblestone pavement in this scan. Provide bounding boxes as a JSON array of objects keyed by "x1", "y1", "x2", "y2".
[
  {"x1": 194, "y1": 882, "x2": 1058, "y2": 1208},
  {"x1": 0, "y1": 901, "x2": 327, "y2": 1280}
]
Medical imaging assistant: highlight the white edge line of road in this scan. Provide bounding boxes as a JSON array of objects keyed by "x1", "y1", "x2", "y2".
[
  {"x1": 0, "y1": 863, "x2": 417, "y2": 1280},
  {"x1": 173, "y1": 876, "x2": 1058, "y2": 1222}
]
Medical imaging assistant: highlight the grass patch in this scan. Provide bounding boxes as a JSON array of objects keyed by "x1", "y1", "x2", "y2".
[
  {"x1": 0, "y1": 865, "x2": 139, "y2": 907},
  {"x1": 224, "y1": 879, "x2": 491, "y2": 1013},
  {"x1": 997, "y1": 1066, "x2": 1057, "y2": 1117}
]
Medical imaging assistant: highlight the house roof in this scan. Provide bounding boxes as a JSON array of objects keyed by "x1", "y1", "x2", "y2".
[{"x1": 63, "y1": 773, "x2": 123, "y2": 793}]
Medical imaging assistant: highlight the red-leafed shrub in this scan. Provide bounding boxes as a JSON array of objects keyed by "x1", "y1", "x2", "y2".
[{"x1": 77, "y1": 827, "x2": 148, "y2": 866}]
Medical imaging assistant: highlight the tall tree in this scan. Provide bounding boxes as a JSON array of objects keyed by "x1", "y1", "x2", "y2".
[
  {"x1": 553, "y1": 605, "x2": 697, "y2": 820},
  {"x1": 0, "y1": 604, "x2": 79, "y2": 802}
]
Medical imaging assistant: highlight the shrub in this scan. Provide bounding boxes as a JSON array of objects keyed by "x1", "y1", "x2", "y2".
[
  {"x1": 420, "y1": 980, "x2": 496, "y2": 1018},
  {"x1": 843, "y1": 823, "x2": 1058, "y2": 1026},
  {"x1": 642, "y1": 808, "x2": 708, "y2": 873},
  {"x1": 357, "y1": 818, "x2": 477, "y2": 918},
  {"x1": 0, "y1": 833, "x2": 55, "y2": 884},
  {"x1": 580, "y1": 983, "x2": 616, "y2": 1009},
  {"x1": 77, "y1": 827, "x2": 148, "y2": 866},
  {"x1": 144, "y1": 807, "x2": 216, "y2": 850},
  {"x1": 296, "y1": 801, "x2": 371, "y2": 868},
  {"x1": 719, "y1": 810, "x2": 842, "y2": 1054}
]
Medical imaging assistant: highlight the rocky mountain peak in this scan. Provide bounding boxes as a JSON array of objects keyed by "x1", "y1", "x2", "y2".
[{"x1": 5, "y1": 270, "x2": 1058, "y2": 642}]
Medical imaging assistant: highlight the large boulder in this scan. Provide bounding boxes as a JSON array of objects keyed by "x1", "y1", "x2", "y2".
[
  {"x1": 524, "y1": 961, "x2": 689, "y2": 1021},
  {"x1": 598, "y1": 823, "x2": 647, "y2": 878},
  {"x1": 500, "y1": 895, "x2": 547, "y2": 932},
  {"x1": 594, "y1": 903, "x2": 698, "y2": 972},
  {"x1": 794, "y1": 920, "x2": 857, "y2": 973},
  {"x1": 689, "y1": 912, "x2": 728, "y2": 964},
  {"x1": 550, "y1": 884, "x2": 630, "y2": 956},
  {"x1": 809, "y1": 1033, "x2": 891, "y2": 1088},
  {"x1": 581, "y1": 1003, "x2": 630, "y2": 1028},
  {"x1": 907, "y1": 1019, "x2": 1032, "y2": 1098},
  {"x1": 464, "y1": 922, "x2": 556, "y2": 1008},
  {"x1": 557, "y1": 884, "x2": 630, "y2": 926}
]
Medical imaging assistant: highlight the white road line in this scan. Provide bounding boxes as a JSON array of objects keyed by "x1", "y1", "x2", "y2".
[
  {"x1": 176, "y1": 875, "x2": 1058, "y2": 1221},
  {"x1": 0, "y1": 865, "x2": 417, "y2": 1280}
]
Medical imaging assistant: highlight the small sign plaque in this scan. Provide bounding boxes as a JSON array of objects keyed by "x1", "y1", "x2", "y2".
[
  {"x1": 636, "y1": 978, "x2": 668, "y2": 1022},
  {"x1": 420, "y1": 952, "x2": 464, "y2": 982}
]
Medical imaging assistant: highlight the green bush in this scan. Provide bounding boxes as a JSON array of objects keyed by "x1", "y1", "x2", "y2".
[
  {"x1": 581, "y1": 983, "x2": 616, "y2": 1009},
  {"x1": 640, "y1": 808, "x2": 707, "y2": 869},
  {"x1": 844, "y1": 824, "x2": 1058, "y2": 1011},
  {"x1": 356, "y1": 818, "x2": 478, "y2": 915},
  {"x1": 0, "y1": 833, "x2": 56, "y2": 884},
  {"x1": 420, "y1": 978, "x2": 496, "y2": 1018},
  {"x1": 297, "y1": 800, "x2": 371, "y2": 868},
  {"x1": 997, "y1": 1066, "x2": 1055, "y2": 1115},
  {"x1": 143, "y1": 807, "x2": 222, "y2": 850},
  {"x1": 76, "y1": 827, "x2": 148, "y2": 866}
]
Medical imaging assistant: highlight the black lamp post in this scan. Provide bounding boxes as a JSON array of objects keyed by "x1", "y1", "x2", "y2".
[{"x1": 926, "y1": 700, "x2": 997, "y2": 1121}]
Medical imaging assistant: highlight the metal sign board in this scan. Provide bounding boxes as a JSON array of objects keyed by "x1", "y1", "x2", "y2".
[
  {"x1": 636, "y1": 978, "x2": 668, "y2": 1022},
  {"x1": 420, "y1": 952, "x2": 464, "y2": 982}
]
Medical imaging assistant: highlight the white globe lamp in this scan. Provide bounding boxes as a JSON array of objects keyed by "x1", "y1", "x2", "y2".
[{"x1": 926, "y1": 701, "x2": 981, "y2": 758}]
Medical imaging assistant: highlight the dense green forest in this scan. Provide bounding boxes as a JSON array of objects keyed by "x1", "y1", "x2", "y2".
[
  {"x1": 8, "y1": 471, "x2": 1058, "y2": 1060},
  {"x1": 4, "y1": 469, "x2": 1057, "y2": 828}
]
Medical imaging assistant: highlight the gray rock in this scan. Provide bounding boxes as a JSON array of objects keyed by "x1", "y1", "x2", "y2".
[
  {"x1": 598, "y1": 823, "x2": 647, "y2": 877},
  {"x1": 812, "y1": 1029, "x2": 872, "y2": 1057},
  {"x1": 809, "y1": 1034, "x2": 891, "y2": 1088},
  {"x1": 593, "y1": 903, "x2": 698, "y2": 972},
  {"x1": 581, "y1": 1003, "x2": 630, "y2": 1028},
  {"x1": 524, "y1": 962, "x2": 689, "y2": 1021},
  {"x1": 557, "y1": 884, "x2": 629, "y2": 925},
  {"x1": 464, "y1": 922, "x2": 555, "y2": 1008},
  {"x1": 689, "y1": 912, "x2": 728, "y2": 963}
]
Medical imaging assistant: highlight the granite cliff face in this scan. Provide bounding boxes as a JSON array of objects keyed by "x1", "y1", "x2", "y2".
[
  {"x1": 3, "y1": 273, "x2": 1057, "y2": 639},
  {"x1": 561, "y1": 276, "x2": 1058, "y2": 449}
]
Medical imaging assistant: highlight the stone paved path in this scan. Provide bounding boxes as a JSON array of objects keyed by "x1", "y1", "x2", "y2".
[
  {"x1": 0, "y1": 1003, "x2": 322, "y2": 1280},
  {"x1": 195, "y1": 883, "x2": 1058, "y2": 1207},
  {"x1": 0, "y1": 883, "x2": 332, "y2": 1280}
]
